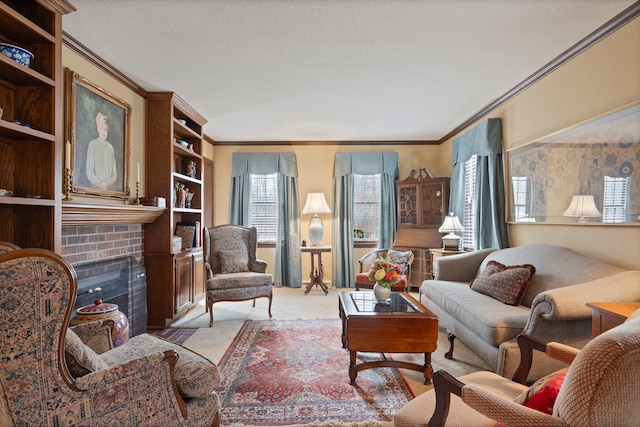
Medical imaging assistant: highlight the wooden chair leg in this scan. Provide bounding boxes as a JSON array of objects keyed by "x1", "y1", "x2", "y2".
[
  {"x1": 252, "y1": 298, "x2": 256, "y2": 307},
  {"x1": 444, "y1": 331, "x2": 456, "y2": 359}
]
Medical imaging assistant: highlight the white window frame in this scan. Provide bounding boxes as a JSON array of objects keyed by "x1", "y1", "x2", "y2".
[
  {"x1": 602, "y1": 176, "x2": 628, "y2": 223},
  {"x1": 249, "y1": 173, "x2": 278, "y2": 243},
  {"x1": 512, "y1": 176, "x2": 532, "y2": 222},
  {"x1": 462, "y1": 155, "x2": 477, "y2": 251},
  {"x1": 353, "y1": 173, "x2": 380, "y2": 242}
]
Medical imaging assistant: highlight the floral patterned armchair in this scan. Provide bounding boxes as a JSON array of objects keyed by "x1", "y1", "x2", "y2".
[
  {"x1": 0, "y1": 248, "x2": 220, "y2": 426},
  {"x1": 203, "y1": 224, "x2": 274, "y2": 327}
]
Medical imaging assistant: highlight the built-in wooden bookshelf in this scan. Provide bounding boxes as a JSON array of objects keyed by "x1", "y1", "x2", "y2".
[
  {"x1": 144, "y1": 92, "x2": 206, "y2": 328},
  {"x1": 0, "y1": 0, "x2": 75, "y2": 251}
]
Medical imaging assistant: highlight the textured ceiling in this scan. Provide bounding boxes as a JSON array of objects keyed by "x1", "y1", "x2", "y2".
[{"x1": 62, "y1": 1, "x2": 636, "y2": 142}]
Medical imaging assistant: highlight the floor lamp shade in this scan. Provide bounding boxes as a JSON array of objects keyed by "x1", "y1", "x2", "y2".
[{"x1": 302, "y1": 192, "x2": 331, "y2": 246}]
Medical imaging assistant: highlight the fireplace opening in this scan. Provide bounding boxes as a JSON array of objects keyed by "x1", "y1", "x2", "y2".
[{"x1": 73, "y1": 256, "x2": 148, "y2": 337}]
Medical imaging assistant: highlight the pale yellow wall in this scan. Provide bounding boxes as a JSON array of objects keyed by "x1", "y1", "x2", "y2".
[
  {"x1": 212, "y1": 144, "x2": 441, "y2": 282},
  {"x1": 439, "y1": 17, "x2": 640, "y2": 270},
  {"x1": 62, "y1": 46, "x2": 146, "y2": 203}
]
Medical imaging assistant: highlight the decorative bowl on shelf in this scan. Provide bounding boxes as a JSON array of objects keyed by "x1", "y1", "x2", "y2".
[{"x1": 0, "y1": 43, "x2": 34, "y2": 67}]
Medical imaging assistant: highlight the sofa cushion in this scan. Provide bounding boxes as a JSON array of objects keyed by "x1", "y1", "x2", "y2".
[
  {"x1": 422, "y1": 280, "x2": 529, "y2": 345},
  {"x1": 470, "y1": 261, "x2": 536, "y2": 305},
  {"x1": 387, "y1": 249, "x2": 412, "y2": 275},
  {"x1": 65, "y1": 328, "x2": 109, "y2": 378},
  {"x1": 218, "y1": 250, "x2": 249, "y2": 273},
  {"x1": 100, "y1": 334, "x2": 219, "y2": 399}
]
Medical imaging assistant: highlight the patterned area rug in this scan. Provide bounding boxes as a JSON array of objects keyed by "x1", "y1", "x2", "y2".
[{"x1": 216, "y1": 319, "x2": 414, "y2": 426}]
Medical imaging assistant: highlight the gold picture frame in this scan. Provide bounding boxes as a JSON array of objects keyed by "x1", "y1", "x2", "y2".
[
  {"x1": 506, "y1": 100, "x2": 640, "y2": 225},
  {"x1": 65, "y1": 68, "x2": 132, "y2": 199}
]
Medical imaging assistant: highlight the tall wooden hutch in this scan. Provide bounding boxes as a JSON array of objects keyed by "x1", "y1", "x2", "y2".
[
  {"x1": 144, "y1": 92, "x2": 206, "y2": 328},
  {"x1": 393, "y1": 168, "x2": 450, "y2": 290},
  {"x1": 0, "y1": 0, "x2": 74, "y2": 251}
]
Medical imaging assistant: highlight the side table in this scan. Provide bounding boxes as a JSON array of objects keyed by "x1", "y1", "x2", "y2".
[
  {"x1": 429, "y1": 248, "x2": 463, "y2": 278},
  {"x1": 301, "y1": 246, "x2": 331, "y2": 295},
  {"x1": 586, "y1": 302, "x2": 640, "y2": 337}
]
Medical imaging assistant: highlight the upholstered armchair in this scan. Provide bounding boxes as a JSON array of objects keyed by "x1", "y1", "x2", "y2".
[
  {"x1": 203, "y1": 224, "x2": 273, "y2": 327},
  {"x1": 394, "y1": 311, "x2": 640, "y2": 427},
  {"x1": 0, "y1": 248, "x2": 220, "y2": 427},
  {"x1": 355, "y1": 248, "x2": 414, "y2": 291}
]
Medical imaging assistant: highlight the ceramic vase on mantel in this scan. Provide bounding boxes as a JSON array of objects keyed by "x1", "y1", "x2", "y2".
[{"x1": 373, "y1": 282, "x2": 391, "y2": 302}]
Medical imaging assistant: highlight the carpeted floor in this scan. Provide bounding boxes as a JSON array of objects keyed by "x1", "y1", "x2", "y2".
[
  {"x1": 216, "y1": 319, "x2": 413, "y2": 426},
  {"x1": 157, "y1": 287, "x2": 490, "y2": 426}
]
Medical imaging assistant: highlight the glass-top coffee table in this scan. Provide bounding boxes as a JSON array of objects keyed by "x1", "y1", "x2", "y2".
[{"x1": 338, "y1": 291, "x2": 438, "y2": 385}]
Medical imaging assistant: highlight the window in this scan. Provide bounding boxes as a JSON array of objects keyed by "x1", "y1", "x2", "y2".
[
  {"x1": 462, "y1": 155, "x2": 477, "y2": 250},
  {"x1": 602, "y1": 176, "x2": 628, "y2": 223},
  {"x1": 353, "y1": 174, "x2": 380, "y2": 241},
  {"x1": 512, "y1": 176, "x2": 534, "y2": 222},
  {"x1": 249, "y1": 173, "x2": 278, "y2": 243}
]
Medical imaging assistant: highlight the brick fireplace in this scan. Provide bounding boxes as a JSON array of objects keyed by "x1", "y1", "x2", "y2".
[{"x1": 62, "y1": 223, "x2": 147, "y2": 335}]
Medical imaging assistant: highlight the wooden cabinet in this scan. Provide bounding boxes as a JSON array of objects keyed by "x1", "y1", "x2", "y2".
[
  {"x1": 393, "y1": 168, "x2": 450, "y2": 290},
  {"x1": 0, "y1": 0, "x2": 74, "y2": 251},
  {"x1": 144, "y1": 92, "x2": 207, "y2": 328}
]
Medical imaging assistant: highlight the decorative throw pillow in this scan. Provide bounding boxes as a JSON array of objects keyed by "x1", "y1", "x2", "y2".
[
  {"x1": 65, "y1": 328, "x2": 108, "y2": 378},
  {"x1": 218, "y1": 250, "x2": 249, "y2": 273},
  {"x1": 387, "y1": 249, "x2": 412, "y2": 275},
  {"x1": 469, "y1": 260, "x2": 536, "y2": 305},
  {"x1": 496, "y1": 368, "x2": 568, "y2": 426}
]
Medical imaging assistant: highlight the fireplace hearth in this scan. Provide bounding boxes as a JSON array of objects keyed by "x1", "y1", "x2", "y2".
[{"x1": 73, "y1": 257, "x2": 148, "y2": 337}]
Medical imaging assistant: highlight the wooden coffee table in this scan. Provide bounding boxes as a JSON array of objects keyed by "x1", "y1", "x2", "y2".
[{"x1": 338, "y1": 291, "x2": 438, "y2": 385}]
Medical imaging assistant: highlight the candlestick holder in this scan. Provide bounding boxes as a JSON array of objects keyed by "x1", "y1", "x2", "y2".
[
  {"x1": 63, "y1": 168, "x2": 73, "y2": 201},
  {"x1": 134, "y1": 181, "x2": 141, "y2": 205}
]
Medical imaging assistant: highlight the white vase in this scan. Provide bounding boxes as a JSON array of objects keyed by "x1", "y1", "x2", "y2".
[{"x1": 373, "y1": 283, "x2": 391, "y2": 302}]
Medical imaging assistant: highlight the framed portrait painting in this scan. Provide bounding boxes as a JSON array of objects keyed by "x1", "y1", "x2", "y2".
[{"x1": 65, "y1": 68, "x2": 132, "y2": 199}]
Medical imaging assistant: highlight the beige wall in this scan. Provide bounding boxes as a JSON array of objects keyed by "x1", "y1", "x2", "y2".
[
  {"x1": 62, "y1": 46, "x2": 147, "y2": 204},
  {"x1": 62, "y1": 15, "x2": 640, "y2": 276},
  {"x1": 438, "y1": 17, "x2": 640, "y2": 270},
  {"x1": 212, "y1": 144, "x2": 442, "y2": 283}
]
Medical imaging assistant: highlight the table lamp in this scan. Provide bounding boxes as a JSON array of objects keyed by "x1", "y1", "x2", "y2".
[
  {"x1": 563, "y1": 195, "x2": 601, "y2": 223},
  {"x1": 302, "y1": 192, "x2": 332, "y2": 246},
  {"x1": 438, "y1": 212, "x2": 464, "y2": 250}
]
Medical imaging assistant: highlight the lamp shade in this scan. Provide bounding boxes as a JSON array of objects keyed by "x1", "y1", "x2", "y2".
[
  {"x1": 302, "y1": 192, "x2": 331, "y2": 215},
  {"x1": 438, "y1": 213, "x2": 464, "y2": 233},
  {"x1": 563, "y1": 195, "x2": 601, "y2": 223},
  {"x1": 438, "y1": 213, "x2": 464, "y2": 251},
  {"x1": 302, "y1": 192, "x2": 331, "y2": 246}
]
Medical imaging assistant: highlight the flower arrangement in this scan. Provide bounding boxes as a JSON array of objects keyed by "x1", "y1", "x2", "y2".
[{"x1": 367, "y1": 258, "x2": 401, "y2": 289}]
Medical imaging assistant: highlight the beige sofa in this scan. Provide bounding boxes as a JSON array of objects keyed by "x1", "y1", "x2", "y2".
[{"x1": 420, "y1": 244, "x2": 640, "y2": 380}]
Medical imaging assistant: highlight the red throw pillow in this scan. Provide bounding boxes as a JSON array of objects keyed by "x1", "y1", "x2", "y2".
[
  {"x1": 497, "y1": 373, "x2": 565, "y2": 426},
  {"x1": 469, "y1": 260, "x2": 536, "y2": 305},
  {"x1": 523, "y1": 374, "x2": 565, "y2": 414}
]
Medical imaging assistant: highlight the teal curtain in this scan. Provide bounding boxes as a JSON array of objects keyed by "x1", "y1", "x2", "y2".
[
  {"x1": 229, "y1": 152, "x2": 302, "y2": 287},
  {"x1": 332, "y1": 152, "x2": 399, "y2": 288},
  {"x1": 450, "y1": 119, "x2": 509, "y2": 249}
]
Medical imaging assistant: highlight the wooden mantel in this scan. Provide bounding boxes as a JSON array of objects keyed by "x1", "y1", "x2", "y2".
[{"x1": 62, "y1": 203, "x2": 165, "y2": 225}]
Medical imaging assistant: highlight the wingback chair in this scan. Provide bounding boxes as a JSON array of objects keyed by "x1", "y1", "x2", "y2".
[
  {"x1": 0, "y1": 249, "x2": 220, "y2": 426},
  {"x1": 355, "y1": 248, "x2": 414, "y2": 292},
  {"x1": 203, "y1": 225, "x2": 273, "y2": 327},
  {"x1": 394, "y1": 310, "x2": 640, "y2": 427}
]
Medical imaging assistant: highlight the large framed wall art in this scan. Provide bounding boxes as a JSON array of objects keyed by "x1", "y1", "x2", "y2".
[
  {"x1": 506, "y1": 101, "x2": 639, "y2": 225},
  {"x1": 65, "y1": 68, "x2": 132, "y2": 199}
]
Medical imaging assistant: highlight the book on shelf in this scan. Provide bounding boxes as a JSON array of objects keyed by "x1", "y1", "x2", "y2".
[{"x1": 174, "y1": 221, "x2": 200, "y2": 249}]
